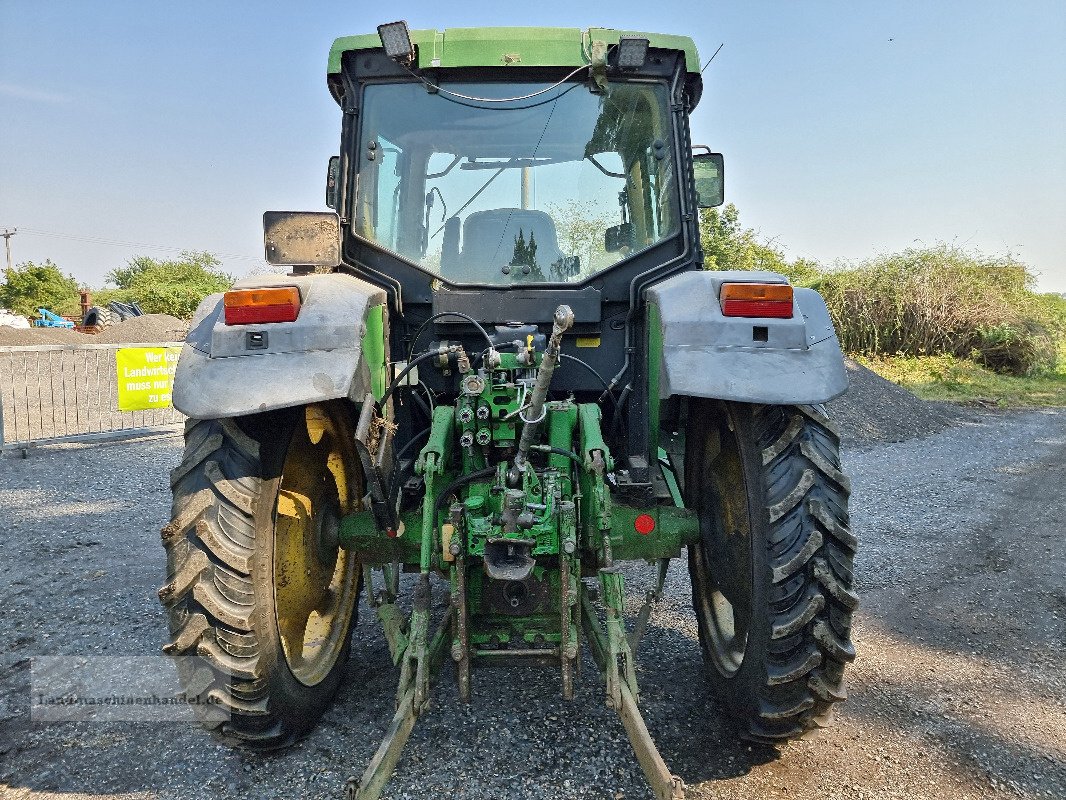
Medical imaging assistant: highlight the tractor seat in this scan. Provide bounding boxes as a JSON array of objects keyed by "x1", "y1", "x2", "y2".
[{"x1": 444, "y1": 208, "x2": 565, "y2": 281}]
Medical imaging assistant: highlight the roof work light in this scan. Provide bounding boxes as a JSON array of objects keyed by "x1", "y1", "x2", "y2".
[
  {"x1": 617, "y1": 36, "x2": 650, "y2": 69},
  {"x1": 377, "y1": 21, "x2": 415, "y2": 65}
]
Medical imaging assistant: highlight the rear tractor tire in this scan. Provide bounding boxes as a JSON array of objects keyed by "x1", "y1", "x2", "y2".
[
  {"x1": 686, "y1": 400, "x2": 857, "y2": 742},
  {"x1": 81, "y1": 306, "x2": 115, "y2": 332},
  {"x1": 159, "y1": 401, "x2": 364, "y2": 749}
]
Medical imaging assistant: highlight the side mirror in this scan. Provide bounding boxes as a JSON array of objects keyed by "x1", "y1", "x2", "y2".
[
  {"x1": 325, "y1": 156, "x2": 340, "y2": 209},
  {"x1": 605, "y1": 222, "x2": 635, "y2": 253},
  {"x1": 263, "y1": 211, "x2": 341, "y2": 267},
  {"x1": 692, "y1": 151, "x2": 725, "y2": 208}
]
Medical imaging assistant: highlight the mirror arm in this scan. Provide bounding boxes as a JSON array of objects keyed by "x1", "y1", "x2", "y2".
[
  {"x1": 585, "y1": 154, "x2": 626, "y2": 179},
  {"x1": 426, "y1": 154, "x2": 461, "y2": 179}
]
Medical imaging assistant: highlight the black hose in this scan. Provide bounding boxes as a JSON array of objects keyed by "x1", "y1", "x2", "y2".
[
  {"x1": 418, "y1": 381, "x2": 436, "y2": 415},
  {"x1": 560, "y1": 352, "x2": 616, "y2": 408},
  {"x1": 433, "y1": 466, "x2": 498, "y2": 515},
  {"x1": 379, "y1": 350, "x2": 440, "y2": 408},
  {"x1": 610, "y1": 383, "x2": 632, "y2": 440},
  {"x1": 541, "y1": 447, "x2": 583, "y2": 467},
  {"x1": 406, "y1": 312, "x2": 495, "y2": 363},
  {"x1": 410, "y1": 388, "x2": 432, "y2": 425},
  {"x1": 394, "y1": 427, "x2": 431, "y2": 463}
]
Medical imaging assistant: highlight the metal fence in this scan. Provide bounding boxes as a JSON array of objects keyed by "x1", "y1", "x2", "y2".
[{"x1": 0, "y1": 343, "x2": 185, "y2": 450}]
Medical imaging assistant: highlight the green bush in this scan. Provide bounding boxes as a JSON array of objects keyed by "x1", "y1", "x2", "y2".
[
  {"x1": 0, "y1": 260, "x2": 80, "y2": 317},
  {"x1": 818, "y1": 245, "x2": 1061, "y2": 376},
  {"x1": 100, "y1": 251, "x2": 232, "y2": 319},
  {"x1": 697, "y1": 208, "x2": 1063, "y2": 376}
]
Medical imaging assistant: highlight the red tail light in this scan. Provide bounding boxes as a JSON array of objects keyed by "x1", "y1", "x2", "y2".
[
  {"x1": 223, "y1": 287, "x2": 301, "y2": 325},
  {"x1": 719, "y1": 282, "x2": 794, "y2": 318}
]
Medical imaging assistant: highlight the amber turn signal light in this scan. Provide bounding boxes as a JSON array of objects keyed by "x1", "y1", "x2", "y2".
[
  {"x1": 223, "y1": 286, "x2": 302, "y2": 325},
  {"x1": 719, "y1": 282, "x2": 794, "y2": 319}
]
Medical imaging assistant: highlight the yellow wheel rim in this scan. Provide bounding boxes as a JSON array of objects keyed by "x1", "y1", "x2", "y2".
[{"x1": 273, "y1": 404, "x2": 361, "y2": 686}]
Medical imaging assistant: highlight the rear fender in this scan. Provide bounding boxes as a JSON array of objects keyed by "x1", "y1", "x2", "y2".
[
  {"x1": 646, "y1": 270, "x2": 848, "y2": 405},
  {"x1": 173, "y1": 273, "x2": 387, "y2": 419}
]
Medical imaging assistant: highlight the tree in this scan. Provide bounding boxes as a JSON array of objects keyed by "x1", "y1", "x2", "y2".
[
  {"x1": 509, "y1": 229, "x2": 546, "y2": 281},
  {"x1": 0, "y1": 260, "x2": 80, "y2": 317},
  {"x1": 549, "y1": 201, "x2": 613, "y2": 275},
  {"x1": 699, "y1": 204, "x2": 822, "y2": 286},
  {"x1": 100, "y1": 251, "x2": 232, "y2": 319}
]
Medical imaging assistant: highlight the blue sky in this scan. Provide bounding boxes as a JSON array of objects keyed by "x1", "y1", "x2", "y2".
[{"x1": 2, "y1": 1, "x2": 1064, "y2": 291}]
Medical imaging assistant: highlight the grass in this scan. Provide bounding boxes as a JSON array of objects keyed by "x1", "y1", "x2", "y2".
[{"x1": 856, "y1": 350, "x2": 1066, "y2": 408}]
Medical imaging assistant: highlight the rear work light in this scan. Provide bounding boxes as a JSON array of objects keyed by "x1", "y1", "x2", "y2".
[
  {"x1": 223, "y1": 286, "x2": 302, "y2": 325},
  {"x1": 719, "y1": 282, "x2": 794, "y2": 319}
]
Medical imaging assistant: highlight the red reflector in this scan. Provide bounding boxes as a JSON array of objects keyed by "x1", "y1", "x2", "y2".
[
  {"x1": 224, "y1": 303, "x2": 300, "y2": 325},
  {"x1": 721, "y1": 299, "x2": 794, "y2": 318},
  {"x1": 719, "y1": 282, "x2": 794, "y2": 319},
  {"x1": 634, "y1": 514, "x2": 656, "y2": 535},
  {"x1": 223, "y1": 286, "x2": 301, "y2": 325}
]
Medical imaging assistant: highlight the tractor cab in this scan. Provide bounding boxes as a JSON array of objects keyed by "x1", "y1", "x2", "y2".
[
  {"x1": 307, "y1": 26, "x2": 725, "y2": 500},
  {"x1": 325, "y1": 26, "x2": 715, "y2": 294}
]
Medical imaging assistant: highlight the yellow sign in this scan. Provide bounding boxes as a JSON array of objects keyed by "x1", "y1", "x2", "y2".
[{"x1": 115, "y1": 347, "x2": 182, "y2": 411}]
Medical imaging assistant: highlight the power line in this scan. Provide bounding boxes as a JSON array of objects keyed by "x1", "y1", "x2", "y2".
[{"x1": 16, "y1": 227, "x2": 268, "y2": 264}]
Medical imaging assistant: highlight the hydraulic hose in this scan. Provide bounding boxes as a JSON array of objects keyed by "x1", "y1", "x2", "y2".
[
  {"x1": 533, "y1": 446, "x2": 583, "y2": 467},
  {"x1": 406, "y1": 312, "x2": 495, "y2": 364},
  {"x1": 433, "y1": 466, "x2": 498, "y2": 515},
  {"x1": 559, "y1": 352, "x2": 616, "y2": 409},
  {"x1": 379, "y1": 349, "x2": 442, "y2": 409}
]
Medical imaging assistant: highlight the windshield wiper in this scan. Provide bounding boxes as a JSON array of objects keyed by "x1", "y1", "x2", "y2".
[{"x1": 459, "y1": 156, "x2": 567, "y2": 170}]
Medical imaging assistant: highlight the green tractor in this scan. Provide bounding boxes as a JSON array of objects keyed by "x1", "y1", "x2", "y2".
[{"x1": 159, "y1": 23, "x2": 855, "y2": 800}]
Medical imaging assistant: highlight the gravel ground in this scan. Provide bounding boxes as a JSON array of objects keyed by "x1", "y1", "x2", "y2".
[{"x1": 1, "y1": 409, "x2": 1064, "y2": 800}]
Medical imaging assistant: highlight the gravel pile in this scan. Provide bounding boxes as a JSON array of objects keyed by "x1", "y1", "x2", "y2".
[
  {"x1": 93, "y1": 314, "x2": 187, "y2": 344},
  {"x1": 0, "y1": 326, "x2": 84, "y2": 346},
  {"x1": 827, "y1": 357, "x2": 975, "y2": 446},
  {"x1": 0, "y1": 314, "x2": 186, "y2": 346}
]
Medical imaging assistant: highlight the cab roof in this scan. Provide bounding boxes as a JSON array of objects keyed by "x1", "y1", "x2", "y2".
[{"x1": 327, "y1": 26, "x2": 701, "y2": 77}]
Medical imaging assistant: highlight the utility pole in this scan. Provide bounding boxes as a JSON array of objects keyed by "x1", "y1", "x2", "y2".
[
  {"x1": 0, "y1": 228, "x2": 16, "y2": 270},
  {"x1": 520, "y1": 167, "x2": 532, "y2": 210}
]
